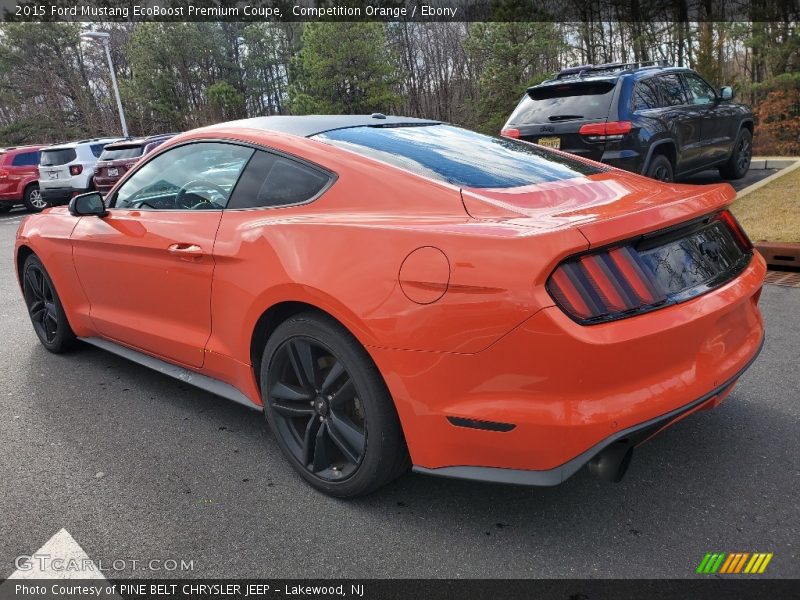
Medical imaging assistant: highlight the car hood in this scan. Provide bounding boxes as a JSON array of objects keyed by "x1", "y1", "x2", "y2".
[{"x1": 460, "y1": 171, "x2": 737, "y2": 247}]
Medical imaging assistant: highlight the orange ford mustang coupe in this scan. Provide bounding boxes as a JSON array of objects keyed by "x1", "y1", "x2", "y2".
[{"x1": 15, "y1": 115, "x2": 765, "y2": 497}]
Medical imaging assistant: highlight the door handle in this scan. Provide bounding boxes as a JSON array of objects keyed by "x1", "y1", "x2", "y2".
[{"x1": 167, "y1": 243, "x2": 204, "y2": 259}]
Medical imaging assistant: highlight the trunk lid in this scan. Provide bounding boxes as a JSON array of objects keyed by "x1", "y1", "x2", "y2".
[{"x1": 461, "y1": 171, "x2": 738, "y2": 247}]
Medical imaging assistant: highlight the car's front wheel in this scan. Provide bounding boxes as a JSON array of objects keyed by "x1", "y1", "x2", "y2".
[
  {"x1": 646, "y1": 154, "x2": 674, "y2": 182},
  {"x1": 22, "y1": 184, "x2": 47, "y2": 212},
  {"x1": 719, "y1": 128, "x2": 753, "y2": 180},
  {"x1": 260, "y1": 312, "x2": 409, "y2": 497},
  {"x1": 22, "y1": 254, "x2": 76, "y2": 353}
]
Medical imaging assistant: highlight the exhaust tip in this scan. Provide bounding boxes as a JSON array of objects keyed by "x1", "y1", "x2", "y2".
[{"x1": 587, "y1": 441, "x2": 633, "y2": 483}]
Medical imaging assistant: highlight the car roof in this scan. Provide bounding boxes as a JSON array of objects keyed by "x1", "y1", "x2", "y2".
[
  {"x1": 42, "y1": 138, "x2": 121, "y2": 150},
  {"x1": 205, "y1": 115, "x2": 442, "y2": 138},
  {"x1": 0, "y1": 145, "x2": 43, "y2": 153},
  {"x1": 532, "y1": 63, "x2": 693, "y2": 91},
  {"x1": 104, "y1": 134, "x2": 175, "y2": 149}
]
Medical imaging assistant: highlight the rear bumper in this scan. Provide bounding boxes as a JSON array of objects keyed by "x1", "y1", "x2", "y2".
[
  {"x1": 371, "y1": 252, "x2": 766, "y2": 480},
  {"x1": 601, "y1": 149, "x2": 643, "y2": 174},
  {"x1": 414, "y1": 333, "x2": 763, "y2": 486},
  {"x1": 94, "y1": 176, "x2": 119, "y2": 194},
  {"x1": 41, "y1": 186, "x2": 90, "y2": 205}
]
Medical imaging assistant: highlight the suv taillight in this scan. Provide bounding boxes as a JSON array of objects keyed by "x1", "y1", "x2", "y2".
[
  {"x1": 579, "y1": 120, "x2": 632, "y2": 141},
  {"x1": 0, "y1": 169, "x2": 8, "y2": 179},
  {"x1": 500, "y1": 128, "x2": 520, "y2": 139},
  {"x1": 70, "y1": 165, "x2": 83, "y2": 176}
]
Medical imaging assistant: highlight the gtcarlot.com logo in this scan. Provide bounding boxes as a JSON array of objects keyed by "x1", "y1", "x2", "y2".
[{"x1": 697, "y1": 552, "x2": 773, "y2": 574}]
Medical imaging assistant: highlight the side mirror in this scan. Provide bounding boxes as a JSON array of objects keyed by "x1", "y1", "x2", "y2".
[
  {"x1": 720, "y1": 86, "x2": 734, "y2": 101},
  {"x1": 68, "y1": 192, "x2": 107, "y2": 217}
]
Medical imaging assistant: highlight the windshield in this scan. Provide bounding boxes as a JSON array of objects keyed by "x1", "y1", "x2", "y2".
[
  {"x1": 100, "y1": 145, "x2": 145, "y2": 161},
  {"x1": 40, "y1": 148, "x2": 77, "y2": 166},
  {"x1": 315, "y1": 124, "x2": 601, "y2": 188},
  {"x1": 508, "y1": 81, "x2": 616, "y2": 125}
]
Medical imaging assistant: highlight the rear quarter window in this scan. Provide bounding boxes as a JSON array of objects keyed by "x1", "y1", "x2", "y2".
[
  {"x1": 508, "y1": 81, "x2": 616, "y2": 124},
  {"x1": 315, "y1": 124, "x2": 602, "y2": 189},
  {"x1": 631, "y1": 79, "x2": 660, "y2": 111},
  {"x1": 40, "y1": 148, "x2": 77, "y2": 166},
  {"x1": 90, "y1": 143, "x2": 109, "y2": 158},
  {"x1": 11, "y1": 151, "x2": 40, "y2": 166},
  {"x1": 228, "y1": 150, "x2": 332, "y2": 209}
]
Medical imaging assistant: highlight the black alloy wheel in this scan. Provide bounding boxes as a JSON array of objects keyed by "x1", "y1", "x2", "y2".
[
  {"x1": 268, "y1": 336, "x2": 366, "y2": 480},
  {"x1": 720, "y1": 129, "x2": 753, "y2": 180},
  {"x1": 646, "y1": 154, "x2": 674, "y2": 182},
  {"x1": 261, "y1": 313, "x2": 408, "y2": 497},
  {"x1": 22, "y1": 255, "x2": 76, "y2": 353}
]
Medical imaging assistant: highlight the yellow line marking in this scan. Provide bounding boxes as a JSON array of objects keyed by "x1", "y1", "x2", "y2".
[{"x1": 758, "y1": 554, "x2": 773, "y2": 574}]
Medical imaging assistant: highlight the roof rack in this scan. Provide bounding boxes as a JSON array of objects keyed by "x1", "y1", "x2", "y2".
[{"x1": 554, "y1": 60, "x2": 672, "y2": 80}]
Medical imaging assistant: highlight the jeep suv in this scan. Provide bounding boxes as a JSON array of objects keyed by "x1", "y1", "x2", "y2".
[
  {"x1": 0, "y1": 146, "x2": 44, "y2": 212},
  {"x1": 38, "y1": 138, "x2": 121, "y2": 206},
  {"x1": 94, "y1": 134, "x2": 175, "y2": 195},
  {"x1": 501, "y1": 62, "x2": 754, "y2": 182}
]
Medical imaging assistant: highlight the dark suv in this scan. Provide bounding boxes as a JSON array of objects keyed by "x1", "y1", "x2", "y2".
[{"x1": 501, "y1": 62, "x2": 754, "y2": 182}]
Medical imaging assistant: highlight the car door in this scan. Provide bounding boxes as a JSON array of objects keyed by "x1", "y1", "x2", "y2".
[
  {"x1": 9, "y1": 150, "x2": 40, "y2": 193},
  {"x1": 70, "y1": 141, "x2": 254, "y2": 367},
  {"x1": 652, "y1": 74, "x2": 702, "y2": 175},
  {"x1": 681, "y1": 72, "x2": 733, "y2": 165}
]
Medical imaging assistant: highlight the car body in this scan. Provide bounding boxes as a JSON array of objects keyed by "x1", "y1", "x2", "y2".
[
  {"x1": 0, "y1": 146, "x2": 45, "y2": 212},
  {"x1": 15, "y1": 115, "x2": 765, "y2": 497},
  {"x1": 502, "y1": 62, "x2": 755, "y2": 182},
  {"x1": 94, "y1": 134, "x2": 176, "y2": 195},
  {"x1": 38, "y1": 138, "x2": 121, "y2": 206}
]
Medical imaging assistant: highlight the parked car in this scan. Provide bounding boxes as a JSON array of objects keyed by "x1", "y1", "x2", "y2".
[
  {"x1": 15, "y1": 115, "x2": 764, "y2": 497},
  {"x1": 94, "y1": 134, "x2": 176, "y2": 195},
  {"x1": 38, "y1": 138, "x2": 121, "y2": 206},
  {"x1": 0, "y1": 146, "x2": 45, "y2": 212},
  {"x1": 501, "y1": 62, "x2": 755, "y2": 182}
]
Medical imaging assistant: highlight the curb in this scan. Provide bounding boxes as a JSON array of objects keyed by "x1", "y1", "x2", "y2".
[
  {"x1": 749, "y1": 157, "x2": 800, "y2": 170},
  {"x1": 736, "y1": 157, "x2": 800, "y2": 200},
  {"x1": 755, "y1": 242, "x2": 800, "y2": 270}
]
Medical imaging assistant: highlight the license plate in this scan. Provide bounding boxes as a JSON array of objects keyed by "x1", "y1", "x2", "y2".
[
  {"x1": 107, "y1": 167, "x2": 119, "y2": 177},
  {"x1": 48, "y1": 171, "x2": 58, "y2": 179},
  {"x1": 538, "y1": 136, "x2": 561, "y2": 149}
]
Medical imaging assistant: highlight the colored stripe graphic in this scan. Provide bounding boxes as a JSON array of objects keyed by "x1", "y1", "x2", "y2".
[{"x1": 698, "y1": 552, "x2": 773, "y2": 574}]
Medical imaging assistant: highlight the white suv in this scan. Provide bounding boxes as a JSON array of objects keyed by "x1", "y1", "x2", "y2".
[{"x1": 38, "y1": 138, "x2": 121, "y2": 206}]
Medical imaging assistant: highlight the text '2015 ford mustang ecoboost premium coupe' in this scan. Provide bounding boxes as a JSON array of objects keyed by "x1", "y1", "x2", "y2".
[{"x1": 14, "y1": 115, "x2": 765, "y2": 497}]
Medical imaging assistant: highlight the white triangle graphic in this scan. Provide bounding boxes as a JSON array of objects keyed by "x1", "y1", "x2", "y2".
[{"x1": 8, "y1": 529, "x2": 107, "y2": 580}]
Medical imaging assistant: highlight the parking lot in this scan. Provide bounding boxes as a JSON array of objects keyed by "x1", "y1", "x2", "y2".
[{"x1": 1, "y1": 181, "x2": 798, "y2": 579}]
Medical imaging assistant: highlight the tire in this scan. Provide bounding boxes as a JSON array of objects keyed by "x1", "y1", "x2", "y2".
[
  {"x1": 260, "y1": 312, "x2": 409, "y2": 497},
  {"x1": 0, "y1": 204, "x2": 12, "y2": 213},
  {"x1": 22, "y1": 184, "x2": 47, "y2": 212},
  {"x1": 719, "y1": 128, "x2": 753, "y2": 180},
  {"x1": 645, "y1": 154, "x2": 674, "y2": 182},
  {"x1": 22, "y1": 254, "x2": 76, "y2": 353}
]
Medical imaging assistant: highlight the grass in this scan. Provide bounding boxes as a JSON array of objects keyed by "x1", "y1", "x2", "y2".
[{"x1": 730, "y1": 164, "x2": 800, "y2": 243}]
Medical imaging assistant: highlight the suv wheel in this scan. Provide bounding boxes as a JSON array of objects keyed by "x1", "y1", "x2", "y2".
[
  {"x1": 646, "y1": 154, "x2": 674, "y2": 182},
  {"x1": 23, "y1": 184, "x2": 47, "y2": 212},
  {"x1": 719, "y1": 129, "x2": 752, "y2": 180}
]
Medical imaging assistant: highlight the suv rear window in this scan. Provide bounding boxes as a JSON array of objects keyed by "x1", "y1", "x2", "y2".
[
  {"x1": 100, "y1": 145, "x2": 145, "y2": 161},
  {"x1": 40, "y1": 148, "x2": 77, "y2": 166},
  {"x1": 315, "y1": 124, "x2": 601, "y2": 189},
  {"x1": 508, "y1": 81, "x2": 616, "y2": 125}
]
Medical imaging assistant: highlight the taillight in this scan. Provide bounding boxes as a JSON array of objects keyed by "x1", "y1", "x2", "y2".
[
  {"x1": 500, "y1": 128, "x2": 520, "y2": 139},
  {"x1": 716, "y1": 210, "x2": 753, "y2": 250},
  {"x1": 0, "y1": 169, "x2": 8, "y2": 179},
  {"x1": 579, "y1": 120, "x2": 632, "y2": 141},
  {"x1": 548, "y1": 246, "x2": 666, "y2": 322},
  {"x1": 70, "y1": 165, "x2": 83, "y2": 176}
]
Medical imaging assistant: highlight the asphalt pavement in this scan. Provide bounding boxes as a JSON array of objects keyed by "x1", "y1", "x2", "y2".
[{"x1": 0, "y1": 192, "x2": 798, "y2": 579}]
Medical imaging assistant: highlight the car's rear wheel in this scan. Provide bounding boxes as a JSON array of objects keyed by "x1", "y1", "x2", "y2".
[
  {"x1": 22, "y1": 255, "x2": 76, "y2": 353},
  {"x1": 260, "y1": 312, "x2": 409, "y2": 497},
  {"x1": 646, "y1": 154, "x2": 674, "y2": 182},
  {"x1": 22, "y1": 184, "x2": 46, "y2": 212},
  {"x1": 719, "y1": 128, "x2": 752, "y2": 180}
]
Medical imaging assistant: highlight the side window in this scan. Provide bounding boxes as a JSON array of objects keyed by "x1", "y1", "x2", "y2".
[
  {"x1": 683, "y1": 73, "x2": 717, "y2": 105},
  {"x1": 631, "y1": 79, "x2": 660, "y2": 111},
  {"x1": 90, "y1": 143, "x2": 107, "y2": 158},
  {"x1": 656, "y1": 74, "x2": 688, "y2": 107},
  {"x1": 227, "y1": 150, "x2": 332, "y2": 209},
  {"x1": 113, "y1": 142, "x2": 254, "y2": 210},
  {"x1": 11, "y1": 151, "x2": 39, "y2": 166}
]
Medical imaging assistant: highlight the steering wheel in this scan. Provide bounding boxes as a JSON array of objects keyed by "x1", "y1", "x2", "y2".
[{"x1": 174, "y1": 179, "x2": 228, "y2": 210}]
